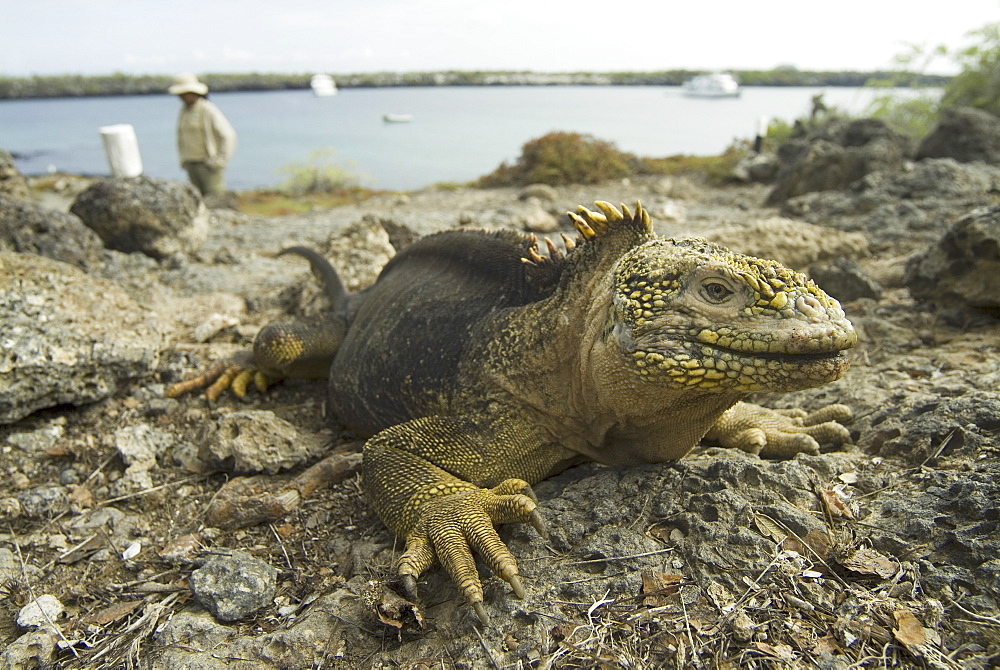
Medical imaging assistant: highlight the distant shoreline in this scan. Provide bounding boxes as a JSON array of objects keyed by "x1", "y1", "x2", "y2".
[{"x1": 0, "y1": 69, "x2": 950, "y2": 101}]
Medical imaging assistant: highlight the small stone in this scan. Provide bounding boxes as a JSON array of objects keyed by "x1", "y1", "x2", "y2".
[
  {"x1": 15, "y1": 486, "x2": 69, "y2": 518},
  {"x1": 205, "y1": 410, "x2": 326, "y2": 474},
  {"x1": 5, "y1": 421, "x2": 65, "y2": 453},
  {"x1": 192, "y1": 313, "x2": 240, "y2": 343},
  {"x1": 2, "y1": 631, "x2": 57, "y2": 669},
  {"x1": 191, "y1": 550, "x2": 278, "y2": 622},
  {"x1": 114, "y1": 423, "x2": 174, "y2": 491},
  {"x1": 521, "y1": 205, "x2": 559, "y2": 233},
  {"x1": 143, "y1": 397, "x2": 179, "y2": 417},
  {"x1": 518, "y1": 183, "x2": 559, "y2": 202},
  {"x1": 0, "y1": 547, "x2": 20, "y2": 580},
  {"x1": 17, "y1": 595, "x2": 64, "y2": 630}
]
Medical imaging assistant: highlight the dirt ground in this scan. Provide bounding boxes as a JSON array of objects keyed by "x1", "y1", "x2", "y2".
[{"x1": 2, "y1": 173, "x2": 999, "y2": 669}]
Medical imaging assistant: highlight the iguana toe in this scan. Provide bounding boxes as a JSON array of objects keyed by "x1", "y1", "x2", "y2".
[
  {"x1": 166, "y1": 351, "x2": 271, "y2": 401},
  {"x1": 230, "y1": 367, "x2": 272, "y2": 398},
  {"x1": 801, "y1": 403, "x2": 853, "y2": 426},
  {"x1": 487, "y1": 480, "x2": 548, "y2": 537}
]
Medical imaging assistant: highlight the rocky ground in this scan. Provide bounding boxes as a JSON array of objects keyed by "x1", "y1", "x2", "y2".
[{"x1": 2, "y1": 139, "x2": 1000, "y2": 668}]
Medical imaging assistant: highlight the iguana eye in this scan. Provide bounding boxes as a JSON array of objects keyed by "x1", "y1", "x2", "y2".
[{"x1": 702, "y1": 281, "x2": 734, "y2": 303}]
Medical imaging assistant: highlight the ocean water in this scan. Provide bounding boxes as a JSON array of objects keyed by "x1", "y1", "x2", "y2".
[{"x1": 1, "y1": 85, "x2": 928, "y2": 191}]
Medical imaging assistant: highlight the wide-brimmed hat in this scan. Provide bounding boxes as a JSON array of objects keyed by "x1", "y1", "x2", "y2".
[{"x1": 168, "y1": 73, "x2": 208, "y2": 96}]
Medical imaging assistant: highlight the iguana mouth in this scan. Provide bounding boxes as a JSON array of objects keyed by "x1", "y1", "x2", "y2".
[{"x1": 742, "y1": 348, "x2": 848, "y2": 363}]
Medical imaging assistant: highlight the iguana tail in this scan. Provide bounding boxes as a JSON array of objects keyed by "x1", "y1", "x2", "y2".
[{"x1": 278, "y1": 246, "x2": 349, "y2": 314}]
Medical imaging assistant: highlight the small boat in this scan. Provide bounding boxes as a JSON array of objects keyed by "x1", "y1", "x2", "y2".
[
  {"x1": 681, "y1": 72, "x2": 741, "y2": 98},
  {"x1": 382, "y1": 113, "x2": 414, "y2": 123},
  {"x1": 310, "y1": 74, "x2": 337, "y2": 97}
]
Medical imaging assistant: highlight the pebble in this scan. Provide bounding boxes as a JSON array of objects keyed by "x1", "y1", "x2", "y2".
[
  {"x1": 5, "y1": 421, "x2": 65, "y2": 453},
  {"x1": 16, "y1": 485, "x2": 69, "y2": 518},
  {"x1": 17, "y1": 594, "x2": 64, "y2": 630},
  {"x1": 2, "y1": 631, "x2": 56, "y2": 668},
  {"x1": 191, "y1": 550, "x2": 278, "y2": 622}
]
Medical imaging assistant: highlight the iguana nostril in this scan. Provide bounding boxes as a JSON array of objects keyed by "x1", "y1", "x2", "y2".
[{"x1": 796, "y1": 294, "x2": 824, "y2": 318}]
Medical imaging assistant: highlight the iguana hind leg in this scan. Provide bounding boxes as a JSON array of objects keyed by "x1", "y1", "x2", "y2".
[{"x1": 167, "y1": 315, "x2": 347, "y2": 400}]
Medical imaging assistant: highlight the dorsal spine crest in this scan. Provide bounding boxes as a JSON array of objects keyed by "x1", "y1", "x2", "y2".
[{"x1": 567, "y1": 201, "x2": 652, "y2": 244}]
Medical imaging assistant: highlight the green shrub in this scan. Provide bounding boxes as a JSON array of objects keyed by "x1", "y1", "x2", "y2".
[
  {"x1": 865, "y1": 92, "x2": 940, "y2": 138},
  {"x1": 478, "y1": 132, "x2": 639, "y2": 186},
  {"x1": 943, "y1": 22, "x2": 1000, "y2": 116},
  {"x1": 641, "y1": 140, "x2": 751, "y2": 184},
  {"x1": 765, "y1": 118, "x2": 795, "y2": 145},
  {"x1": 859, "y1": 22, "x2": 1000, "y2": 139},
  {"x1": 277, "y1": 149, "x2": 364, "y2": 195}
]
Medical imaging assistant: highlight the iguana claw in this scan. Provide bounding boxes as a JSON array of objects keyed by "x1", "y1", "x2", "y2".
[{"x1": 473, "y1": 601, "x2": 490, "y2": 627}]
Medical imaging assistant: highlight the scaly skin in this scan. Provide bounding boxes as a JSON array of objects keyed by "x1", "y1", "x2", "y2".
[{"x1": 168, "y1": 201, "x2": 857, "y2": 625}]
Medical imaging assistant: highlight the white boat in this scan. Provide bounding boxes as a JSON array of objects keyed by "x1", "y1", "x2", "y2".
[
  {"x1": 382, "y1": 113, "x2": 414, "y2": 123},
  {"x1": 681, "y1": 72, "x2": 741, "y2": 98},
  {"x1": 310, "y1": 74, "x2": 337, "y2": 97}
]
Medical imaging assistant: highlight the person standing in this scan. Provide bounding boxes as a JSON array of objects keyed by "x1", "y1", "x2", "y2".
[{"x1": 168, "y1": 73, "x2": 237, "y2": 195}]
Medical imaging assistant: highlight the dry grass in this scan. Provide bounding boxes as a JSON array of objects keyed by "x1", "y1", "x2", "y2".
[{"x1": 237, "y1": 188, "x2": 382, "y2": 217}]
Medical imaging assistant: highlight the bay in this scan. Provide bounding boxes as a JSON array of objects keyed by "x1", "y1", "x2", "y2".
[{"x1": 1, "y1": 85, "x2": 928, "y2": 191}]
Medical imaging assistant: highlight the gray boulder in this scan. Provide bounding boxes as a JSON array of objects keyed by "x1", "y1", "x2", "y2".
[
  {"x1": 857, "y1": 157, "x2": 1000, "y2": 200},
  {"x1": 916, "y1": 106, "x2": 1000, "y2": 165},
  {"x1": 0, "y1": 149, "x2": 30, "y2": 200},
  {"x1": 0, "y1": 252, "x2": 164, "y2": 424},
  {"x1": 731, "y1": 152, "x2": 780, "y2": 183},
  {"x1": 0, "y1": 194, "x2": 105, "y2": 269},
  {"x1": 904, "y1": 204, "x2": 1000, "y2": 313},
  {"x1": 767, "y1": 118, "x2": 911, "y2": 204},
  {"x1": 70, "y1": 176, "x2": 208, "y2": 258},
  {"x1": 781, "y1": 159, "x2": 1000, "y2": 251},
  {"x1": 703, "y1": 216, "x2": 869, "y2": 271},
  {"x1": 809, "y1": 257, "x2": 883, "y2": 302}
]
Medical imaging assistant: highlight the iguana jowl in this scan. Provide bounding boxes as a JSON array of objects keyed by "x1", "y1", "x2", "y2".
[{"x1": 170, "y1": 202, "x2": 856, "y2": 624}]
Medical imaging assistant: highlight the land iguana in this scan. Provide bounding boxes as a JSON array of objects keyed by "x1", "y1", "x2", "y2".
[{"x1": 169, "y1": 202, "x2": 857, "y2": 624}]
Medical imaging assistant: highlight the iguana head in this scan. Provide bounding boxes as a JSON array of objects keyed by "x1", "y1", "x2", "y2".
[{"x1": 572, "y1": 203, "x2": 856, "y2": 394}]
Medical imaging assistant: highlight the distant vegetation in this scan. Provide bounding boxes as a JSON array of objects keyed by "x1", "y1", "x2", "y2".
[
  {"x1": 862, "y1": 21, "x2": 1000, "y2": 137},
  {"x1": 275, "y1": 148, "x2": 367, "y2": 195},
  {"x1": 0, "y1": 68, "x2": 951, "y2": 100},
  {"x1": 941, "y1": 21, "x2": 1000, "y2": 116},
  {"x1": 235, "y1": 148, "x2": 377, "y2": 216},
  {"x1": 478, "y1": 132, "x2": 639, "y2": 186},
  {"x1": 477, "y1": 131, "x2": 748, "y2": 187}
]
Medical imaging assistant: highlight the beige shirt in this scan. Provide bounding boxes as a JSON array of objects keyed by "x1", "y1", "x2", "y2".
[{"x1": 176, "y1": 98, "x2": 237, "y2": 168}]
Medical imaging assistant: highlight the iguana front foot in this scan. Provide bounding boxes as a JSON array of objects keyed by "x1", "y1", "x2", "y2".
[
  {"x1": 397, "y1": 479, "x2": 546, "y2": 626},
  {"x1": 706, "y1": 402, "x2": 853, "y2": 458},
  {"x1": 166, "y1": 350, "x2": 274, "y2": 401}
]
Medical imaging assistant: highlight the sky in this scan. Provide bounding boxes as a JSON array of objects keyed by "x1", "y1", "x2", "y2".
[{"x1": 2, "y1": 0, "x2": 998, "y2": 77}]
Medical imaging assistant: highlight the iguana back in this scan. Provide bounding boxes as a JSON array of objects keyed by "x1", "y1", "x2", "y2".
[{"x1": 328, "y1": 228, "x2": 550, "y2": 435}]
